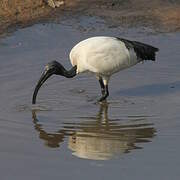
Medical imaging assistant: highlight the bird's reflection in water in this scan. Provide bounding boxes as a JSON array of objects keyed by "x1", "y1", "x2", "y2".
[{"x1": 32, "y1": 103, "x2": 156, "y2": 160}]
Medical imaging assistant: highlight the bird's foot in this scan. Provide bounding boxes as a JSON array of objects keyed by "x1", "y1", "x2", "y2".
[
  {"x1": 101, "y1": 89, "x2": 105, "y2": 95},
  {"x1": 98, "y1": 95, "x2": 108, "y2": 102}
]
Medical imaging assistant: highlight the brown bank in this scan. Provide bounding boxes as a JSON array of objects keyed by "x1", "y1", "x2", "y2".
[{"x1": 0, "y1": 0, "x2": 180, "y2": 36}]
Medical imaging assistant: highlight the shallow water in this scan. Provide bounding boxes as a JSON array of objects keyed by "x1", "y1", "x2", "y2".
[{"x1": 0, "y1": 16, "x2": 180, "y2": 179}]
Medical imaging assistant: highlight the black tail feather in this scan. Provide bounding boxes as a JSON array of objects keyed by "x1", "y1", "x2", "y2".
[{"x1": 117, "y1": 37, "x2": 159, "y2": 61}]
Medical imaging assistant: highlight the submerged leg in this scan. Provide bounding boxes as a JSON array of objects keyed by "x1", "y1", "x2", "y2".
[{"x1": 98, "y1": 84, "x2": 109, "y2": 102}]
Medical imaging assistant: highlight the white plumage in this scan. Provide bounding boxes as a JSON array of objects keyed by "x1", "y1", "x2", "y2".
[
  {"x1": 70, "y1": 36, "x2": 139, "y2": 85},
  {"x1": 32, "y1": 36, "x2": 159, "y2": 104}
]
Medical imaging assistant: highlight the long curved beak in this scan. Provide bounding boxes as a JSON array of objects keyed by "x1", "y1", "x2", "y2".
[{"x1": 32, "y1": 68, "x2": 54, "y2": 104}]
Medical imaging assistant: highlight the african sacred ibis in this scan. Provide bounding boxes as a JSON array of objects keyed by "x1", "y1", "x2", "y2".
[{"x1": 32, "y1": 36, "x2": 159, "y2": 104}]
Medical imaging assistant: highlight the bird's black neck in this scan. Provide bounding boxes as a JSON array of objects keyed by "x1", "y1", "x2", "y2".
[
  {"x1": 47, "y1": 60, "x2": 77, "y2": 78},
  {"x1": 32, "y1": 61, "x2": 77, "y2": 104},
  {"x1": 61, "y1": 65, "x2": 77, "y2": 78}
]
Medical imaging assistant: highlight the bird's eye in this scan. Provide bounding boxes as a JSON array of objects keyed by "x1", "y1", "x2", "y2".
[{"x1": 45, "y1": 65, "x2": 50, "y2": 71}]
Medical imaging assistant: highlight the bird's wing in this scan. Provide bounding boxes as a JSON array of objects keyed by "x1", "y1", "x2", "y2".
[{"x1": 117, "y1": 37, "x2": 159, "y2": 61}]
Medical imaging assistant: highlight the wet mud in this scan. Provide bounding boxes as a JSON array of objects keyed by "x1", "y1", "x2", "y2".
[{"x1": 0, "y1": 0, "x2": 180, "y2": 37}]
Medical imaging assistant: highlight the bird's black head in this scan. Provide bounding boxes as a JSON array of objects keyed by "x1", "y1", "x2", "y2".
[
  {"x1": 45, "y1": 60, "x2": 67, "y2": 76},
  {"x1": 32, "y1": 61, "x2": 66, "y2": 104}
]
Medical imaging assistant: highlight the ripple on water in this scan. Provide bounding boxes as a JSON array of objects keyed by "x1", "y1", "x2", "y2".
[{"x1": 31, "y1": 104, "x2": 53, "y2": 111}]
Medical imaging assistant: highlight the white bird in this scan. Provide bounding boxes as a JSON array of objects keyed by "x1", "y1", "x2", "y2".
[{"x1": 32, "y1": 36, "x2": 159, "y2": 104}]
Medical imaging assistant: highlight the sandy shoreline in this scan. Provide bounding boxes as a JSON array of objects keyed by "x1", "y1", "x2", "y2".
[{"x1": 0, "y1": 0, "x2": 180, "y2": 36}]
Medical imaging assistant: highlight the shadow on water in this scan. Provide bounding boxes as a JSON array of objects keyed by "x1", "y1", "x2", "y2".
[
  {"x1": 32, "y1": 103, "x2": 156, "y2": 160},
  {"x1": 118, "y1": 81, "x2": 180, "y2": 96}
]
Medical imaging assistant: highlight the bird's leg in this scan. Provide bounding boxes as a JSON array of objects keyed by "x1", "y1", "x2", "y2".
[
  {"x1": 99, "y1": 78, "x2": 105, "y2": 95},
  {"x1": 98, "y1": 84, "x2": 109, "y2": 102}
]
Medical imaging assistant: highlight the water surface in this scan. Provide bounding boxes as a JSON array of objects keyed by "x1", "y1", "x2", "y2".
[{"x1": 0, "y1": 17, "x2": 180, "y2": 180}]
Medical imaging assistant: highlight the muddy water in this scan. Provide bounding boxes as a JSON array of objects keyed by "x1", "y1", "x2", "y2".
[{"x1": 0, "y1": 16, "x2": 180, "y2": 179}]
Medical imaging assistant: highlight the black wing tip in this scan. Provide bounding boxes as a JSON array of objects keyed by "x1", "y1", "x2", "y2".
[
  {"x1": 148, "y1": 46, "x2": 159, "y2": 61},
  {"x1": 149, "y1": 46, "x2": 159, "y2": 61},
  {"x1": 150, "y1": 46, "x2": 159, "y2": 52},
  {"x1": 117, "y1": 37, "x2": 159, "y2": 61}
]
